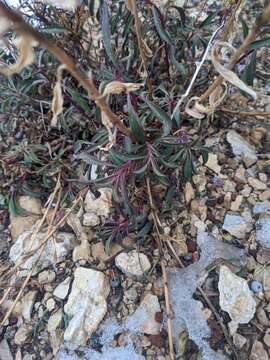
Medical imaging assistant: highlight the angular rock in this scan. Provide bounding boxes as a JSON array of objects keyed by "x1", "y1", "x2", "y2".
[
  {"x1": 47, "y1": 309, "x2": 63, "y2": 332},
  {"x1": 84, "y1": 188, "x2": 112, "y2": 217},
  {"x1": 53, "y1": 277, "x2": 71, "y2": 300},
  {"x1": 205, "y1": 153, "x2": 221, "y2": 174},
  {"x1": 222, "y1": 213, "x2": 251, "y2": 239},
  {"x1": 0, "y1": 339, "x2": 13, "y2": 360},
  {"x1": 46, "y1": 298, "x2": 56, "y2": 311},
  {"x1": 38, "y1": 270, "x2": 56, "y2": 284},
  {"x1": 14, "y1": 324, "x2": 31, "y2": 345},
  {"x1": 253, "y1": 201, "x2": 270, "y2": 215},
  {"x1": 64, "y1": 267, "x2": 110, "y2": 346},
  {"x1": 256, "y1": 214, "x2": 270, "y2": 248},
  {"x1": 125, "y1": 293, "x2": 161, "y2": 335},
  {"x1": 83, "y1": 213, "x2": 100, "y2": 227},
  {"x1": 21, "y1": 291, "x2": 37, "y2": 321},
  {"x1": 250, "y1": 341, "x2": 268, "y2": 360},
  {"x1": 248, "y1": 177, "x2": 267, "y2": 191},
  {"x1": 226, "y1": 130, "x2": 257, "y2": 167},
  {"x1": 10, "y1": 231, "x2": 76, "y2": 276},
  {"x1": 115, "y1": 250, "x2": 151, "y2": 280},
  {"x1": 218, "y1": 265, "x2": 256, "y2": 334},
  {"x1": 72, "y1": 232, "x2": 90, "y2": 262},
  {"x1": 10, "y1": 215, "x2": 39, "y2": 241}
]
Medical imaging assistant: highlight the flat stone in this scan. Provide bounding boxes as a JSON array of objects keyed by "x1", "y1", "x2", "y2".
[
  {"x1": 38, "y1": 270, "x2": 56, "y2": 284},
  {"x1": 259, "y1": 190, "x2": 270, "y2": 201},
  {"x1": 18, "y1": 196, "x2": 42, "y2": 215},
  {"x1": 10, "y1": 231, "x2": 76, "y2": 276},
  {"x1": 227, "y1": 130, "x2": 257, "y2": 167},
  {"x1": 14, "y1": 324, "x2": 31, "y2": 345},
  {"x1": 72, "y1": 232, "x2": 91, "y2": 262},
  {"x1": 53, "y1": 277, "x2": 71, "y2": 300},
  {"x1": 83, "y1": 213, "x2": 100, "y2": 227},
  {"x1": 253, "y1": 201, "x2": 270, "y2": 215},
  {"x1": 205, "y1": 153, "x2": 221, "y2": 174},
  {"x1": 10, "y1": 215, "x2": 39, "y2": 241},
  {"x1": 218, "y1": 265, "x2": 256, "y2": 335},
  {"x1": 222, "y1": 213, "x2": 250, "y2": 239},
  {"x1": 115, "y1": 250, "x2": 151, "y2": 280},
  {"x1": 47, "y1": 309, "x2": 63, "y2": 332},
  {"x1": 0, "y1": 339, "x2": 13, "y2": 360},
  {"x1": 248, "y1": 177, "x2": 267, "y2": 191},
  {"x1": 256, "y1": 214, "x2": 270, "y2": 248},
  {"x1": 46, "y1": 298, "x2": 56, "y2": 311},
  {"x1": 64, "y1": 267, "x2": 110, "y2": 346}
]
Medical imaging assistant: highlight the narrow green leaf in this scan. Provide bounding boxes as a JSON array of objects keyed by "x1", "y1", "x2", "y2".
[
  {"x1": 101, "y1": 1, "x2": 118, "y2": 68},
  {"x1": 242, "y1": 51, "x2": 257, "y2": 86},
  {"x1": 240, "y1": 17, "x2": 249, "y2": 39},
  {"x1": 152, "y1": 6, "x2": 174, "y2": 47},
  {"x1": 67, "y1": 88, "x2": 91, "y2": 113},
  {"x1": 143, "y1": 98, "x2": 172, "y2": 136},
  {"x1": 250, "y1": 37, "x2": 270, "y2": 49},
  {"x1": 127, "y1": 96, "x2": 145, "y2": 143},
  {"x1": 199, "y1": 12, "x2": 217, "y2": 28}
]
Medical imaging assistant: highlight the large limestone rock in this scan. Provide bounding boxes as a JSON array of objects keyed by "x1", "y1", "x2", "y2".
[
  {"x1": 10, "y1": 230, "x2": 76, "y2": 276},
  {"x1": 64, "y1": 267, "x2": 110, "y2": 346}
]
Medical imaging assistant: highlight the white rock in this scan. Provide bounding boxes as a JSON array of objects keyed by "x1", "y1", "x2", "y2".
[
  {"x1": 47, "y1": 309, "x2": 63, "y2": 332},
  {"x1": 218, "y1": 265, "x2": 256, "y2": 335},
  {"x1": 125, "y1": 293, "x2": 161, "y2": 335},
  {"x1": 21, "y1": 291, "x2": 37, "y2": 321},
  {"x1": 83, "y1": 213, "x2": 100, "y2": 227},
  {"x1": 115, "y1": 251, "x2": 151, "y2": 280},
  {"x1": 84, "y1": 188, "x2": 112, "y2": 217},
  {"x1": 256, "y1": 214, "x2": 270, "y2": 248},
  {"x1": 38, "y1": 270, "x2": 56, "y2": 284},
  {"x1": 72, "y1": 232, "x2": 91, "y2": 262},
  {"x1": 14, "y1": 324, "x2": 31, "y2": 345},
  {"x1": 253, "y1": 201, "x2": 270, "y2": 215},
  {"x1": 248, "y1": 177, "x2": 267, "y2": 191},
  {"x1": 46, "y1": 298, "x2": 56, "y2": 311},
  {"x1": 10, "y1": 231, "x2": 76, "y2": 276},
  {"x1": 226, "y1": 130, "x2": 257, "y2": 167},
  {"x1": 222, "y1": 213, "x2": 251, "y2": 238},
  {"x1": 205, "y1": 153, "x2": 221, "y2": 174},
  {"x1": 64, "y1": 267, "x2": 110, "y2": 346},
  {"x1": 53, "y1": 277, "x2": 71, "y2": 300},
  {"x1": 0, "y1": 339, "x2": 13, "y2": 360}
]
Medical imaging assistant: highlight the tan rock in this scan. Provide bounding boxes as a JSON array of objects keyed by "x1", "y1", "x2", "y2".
[
  {"x1": 234, "y1": 167, "x2": 246, "y2": 184},
  {"x1": 259, "y1": 190, "x2": 270, "y2": 201},
  {"x1": 47, "y1": 309, "x2": 63, "y2": 332},
  {"x1": 248, "y1": 177, "x2": 267, "y2": 191},
  {"x1": 38, "y1": 270, "x2": 56, "y2": 284},
  {"x1": 10, "y1": 215, "x2": 39, "y2": 241},
  {"x1": 18, "y1": 196, "x2": 42, "y2": 215},
  {"x1": 92, "y1": 242, "x2": 122, "y2": 262},
  {"x1": 115, "y1": 250, "x2": 151, "y2": 280},
  {"x1": 230, "y1": 195, "x2": 243, "y2": 212},
  {"x1": 72, "y1": 232, "x2": 91, "y2": 262},
  {"x1": 233, "y1": 333, "x2": 247, "y2": 349},
  {"x1": 263, "y1": 328, "x2": 270, "y2": 347},
  {"x1": 205, "y1": 153, "x2": 221, "y2": 174},
  {"x1": 184, "y1": 182, "x2": 195, "y2": 204},
  {"x1": 84, "y1": 188, "x2": 112, "y2": 217},
  {"x1": 250, "y1": 341, "x2": 268, "y2": 360},
  {"x1": 14, "y1": 324, "x2": 31, "y2": 345}
]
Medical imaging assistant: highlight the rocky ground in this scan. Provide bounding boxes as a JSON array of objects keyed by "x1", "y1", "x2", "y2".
[{"x1": 1, "y1": 104, "x2": 270, "y2": 360}]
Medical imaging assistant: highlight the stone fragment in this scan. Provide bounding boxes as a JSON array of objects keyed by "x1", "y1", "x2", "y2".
[
  {"x1": 233, "y1": 333, "x2": 247, "y2": 349},
  {"x1": 218, "y1": 265, "x2": 256, "y2": 335},
  {"x1": 250, "y1": 341, "x2": 268, "y2": 360},
  {"x1": 125, "y1": 293, "x2": 161, "y2": 335},
  {"x1": 84, "y1": 188, "x2": 112, "y2": 217},
  {"x1": 222, "y1": 213, "x2": 251, "y2": 239},
  {"x1": 230, "y1": 195, "x2": 243, "y2": 212},
  {"x1": 248, "y1": 177, "x2": 267, "y2": 191},
  {"x1": 10, "y1": 215, "x2": 39, "y2": 241},
  {"x1": 83, "y1": 212, "x2": 100, "y2": 227},
  {"x1": 184, "y1": 182, "x2": 195, "y2": 204},
  {"x1": 0, "y1": 339, "x2": 13, "y2": 360},
  {"x1": 21, "y1": 291, "x2": 37, "y2": 321},
  {"x1": 234, "y1": 167, "x2": 246, "y2": 184},
  {"x1": 47, "y1": 309, "x2": 63, "y2": 332},
  {"x1": 263, "y1": 328, "x2": 270, "y2": 347},
  {"x1": 205, "y1": 153, "x2": 221, "y2": 174},
  {"x1": 38, "y1": 270, "x2": 56, "y2": 284},
  {"x1": 253, "y1": 201, "x2": 270, "y2": 215},
  {"x1": 18, "y1": 196, "x2": 42, "y2": 215},
  {"x1": 64, "y1": 267, "x2": 110, "y2": 346},
  {"x1": 259, "y1": 190, "x2": 270, "y2": 201},
  {"x1": 53, "y1": 277, "x2": 71, "y2": 300},
  {"x1": 72, "y1": 232, "x2": 90, "y2": 262},
  {"x1": 115, "y1": 250, "x2": 151, "y2": 280},
  {"x1": 227, "y1": 130, "x2": 258, "y2": 167},
  {"x1": 46, "y1": 298, "x2": 56, "y2": 311},
  {"x1": 256, "y1": 214, "x2": 270, "y2": 248},
  {"x1": 10, "y1": 231, "x2": 75, "y2": 276},
  {"x1": 14, "y1": 324, "x2": 31, "y2": 345}
]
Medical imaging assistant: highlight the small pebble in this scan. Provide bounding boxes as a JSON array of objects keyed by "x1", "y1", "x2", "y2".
[{"x1": 250, "y1": 281, "x2": 263, "y2": 293}]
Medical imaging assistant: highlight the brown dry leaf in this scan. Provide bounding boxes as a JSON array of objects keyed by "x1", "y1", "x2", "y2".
[
  {"x1": 101, "y1": 81, "x2": 143, "y2": 97},
  {"x1": 101, "y1": 111, "x2": 117, "y2": 150},
  {"x1": 0, "y1": 35, "x2": 35, "y2": 76},
  {"x1": 211, "y1": 41, "x2": 257, "y2": 99},
  {"x1": 141, "y1": 39, "x2": 153, "y2": 58},
  {"x1": 51, "y1": 65, "x2": 65, "y2": 127}
]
